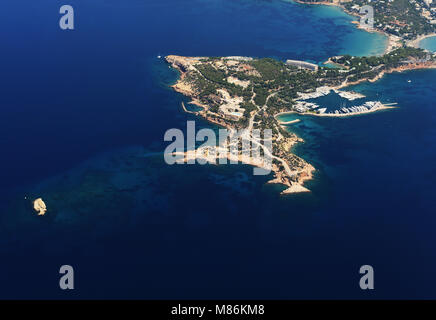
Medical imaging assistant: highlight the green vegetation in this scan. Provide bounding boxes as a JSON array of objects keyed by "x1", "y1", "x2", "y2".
[
  {"x1": 330, "y1": 46, "x2": 429, "y2": 71},
  {"x1": 178, "y1": 46, "x2": 430, "y2": 129},
  {"x1": 299, "y1": 0, "x2": 436, "y2": 40},
  {"x1": 342, "y1": 0, "x2": 436, "y2": 39}
]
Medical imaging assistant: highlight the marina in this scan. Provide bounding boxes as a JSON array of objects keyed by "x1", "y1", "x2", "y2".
[{"x1": 292, "y1": 87, "x2": 395, "y2": 116}]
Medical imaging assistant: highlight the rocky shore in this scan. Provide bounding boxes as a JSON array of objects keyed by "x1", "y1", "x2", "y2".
[
  {"x1": 334, "y1": 60, "x2": 436, "y2": 90},
  {"x1": 165, "y1": 55, "x2": 315, "y2": 194},
  {"x1": 164, "y1": 48, "x2": 435, "y2": 192}
]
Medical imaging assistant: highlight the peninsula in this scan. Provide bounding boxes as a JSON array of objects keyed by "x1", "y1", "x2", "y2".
[
  {"x1": 166, "y1": 46, "x2": 435, "y2": 193},
  {"x1": 165, "y1": 0, "x2": 436, "y2": 194}
]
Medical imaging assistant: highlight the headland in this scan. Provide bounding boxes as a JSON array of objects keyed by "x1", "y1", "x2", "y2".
[{"x1": 164, "y1": 0, "x2": 436, "y2": 194}]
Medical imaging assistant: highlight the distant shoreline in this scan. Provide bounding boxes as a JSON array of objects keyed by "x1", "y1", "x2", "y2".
[
  {"x1": 334, "y1": 61, "x2": 436, "y2": 90},
  {"x1": 294, "y1": 0, "x2": 404, "y2": 55}
]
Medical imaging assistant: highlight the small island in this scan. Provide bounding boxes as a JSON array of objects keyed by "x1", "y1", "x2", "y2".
[{"x1": 33, "y1": 198, "x2": 47, "y2": 216}]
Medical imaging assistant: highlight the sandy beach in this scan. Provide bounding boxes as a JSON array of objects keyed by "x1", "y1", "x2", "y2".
[
  {"x1": 408, "y1": 33, "x2": 436, "y2": 48},
  {"x1": 384, "y1": 35, "x2": 402, "y2": 54}
]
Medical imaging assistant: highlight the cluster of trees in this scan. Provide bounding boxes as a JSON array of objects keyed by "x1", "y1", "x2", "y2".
[
  {"x1": 193, "y1": 64, "x2": 249, "y2": 101},
  {"x1": 196, "y1": 64, "x2": 227, "y2": 85},
  {"x1": 187, "y1": 46, "x2": 429, "y2": 125},
  {"x1": 332, "y1": 47, "x2": 428, "y2": 70},
  {"x1": 344, "y1": 0, "x2": 436, "y2": 39},
  {"x1": 238, "y1": 58, "x2": 321, "y2": 109},
  {"x1": 249, "y1": 58, "x2": 287, "y2": 81},
  {"x1": 253, "y1": 85, "x2": 269, "y2": 106},
  {"x1": 325, "y1": 46, "x2": 429, "y2": 83},
  {"x1": 238, "y1": 102, "x2": 258, "y2": 126}
]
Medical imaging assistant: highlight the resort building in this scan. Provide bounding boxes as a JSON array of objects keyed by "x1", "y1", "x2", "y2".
[{"x1": 286, "y1": 59, "x2": 319, "y2": 71}]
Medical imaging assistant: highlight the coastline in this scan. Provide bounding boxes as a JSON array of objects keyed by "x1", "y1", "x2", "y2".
[
  {"x1": 275, "y1": 104, "x2": 396, "y2": 119},
  {"x1": 384, "y1": 34, "x2": 402, "y2": 55},
  {"x1": 288, "y1": 62, "x2": 436, "y2": 118},
  {"x1": 166, "y1": 51, "x2": 436, "y2": 193},
  {"x1": 173, "y1": 148, "x2": 315, "y2": 194},
  {"x1": 166, "y1": 55, "x2": 316, "y2": 194},
  {"x1": 164, "y1": 0, "x2": 436, "y2": 194},
  {"x1": 278, "y1": 119, "x2": 301, "y2": 125},
  {"x1": 294, "y1": 0, "x2": 401, "y2": 55},
  {"x1": 334, "y1": 61, "x2": 436, "y2": 90},
  {"x1": 408, "y1": 33, "x2": 436, "y2": 49}
]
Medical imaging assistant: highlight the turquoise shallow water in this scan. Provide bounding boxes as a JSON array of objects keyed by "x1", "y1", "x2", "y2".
[
  {"x1": 0, "y1": 0, "x2": 434, "y2": 299},
  {"x1": 263, "y1": 1, "x2": 387, "y2": 60},
  {"x1": 419, "y1": 35, "x2": 436, "y2": 52}
]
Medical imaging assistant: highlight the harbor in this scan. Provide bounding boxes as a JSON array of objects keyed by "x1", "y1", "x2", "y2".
[{"x1": 291, "y1": 86, "x2": 396, "y2": 117}]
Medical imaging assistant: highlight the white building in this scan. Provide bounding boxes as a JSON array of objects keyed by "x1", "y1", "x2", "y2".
[{"x1": 286, "y1": 60, "x2": 319, "y2": 72}]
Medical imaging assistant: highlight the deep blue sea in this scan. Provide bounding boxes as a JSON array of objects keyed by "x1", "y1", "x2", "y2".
[{"x1": 0, "y1": 0, "x2": 435, "y2": 299}]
